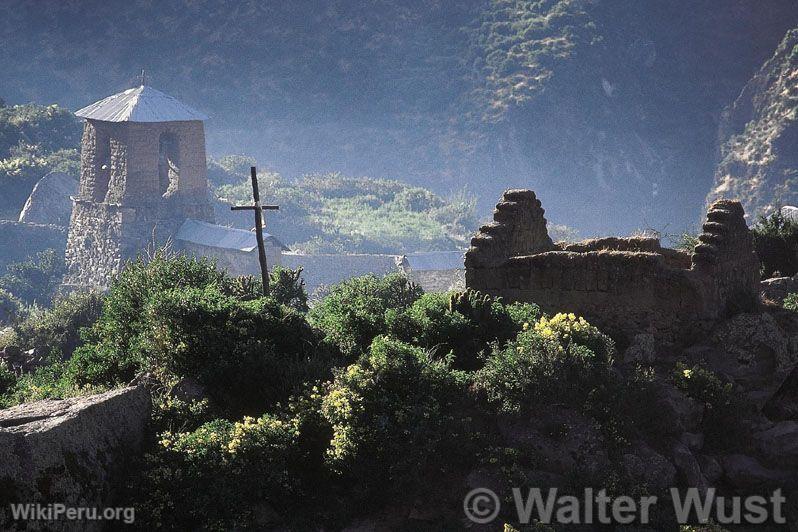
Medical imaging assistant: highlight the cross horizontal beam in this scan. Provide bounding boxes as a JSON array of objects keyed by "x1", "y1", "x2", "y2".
[{"x1": 230, "y1": 205, "x2": 280, "y2": 211}]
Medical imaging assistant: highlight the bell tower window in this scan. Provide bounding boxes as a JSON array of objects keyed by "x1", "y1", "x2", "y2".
[{"x1": 158, "y1": 132, "x2": 180, "y2": 196}]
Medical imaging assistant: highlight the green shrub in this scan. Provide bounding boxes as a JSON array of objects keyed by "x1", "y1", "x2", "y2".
[
  {"x1": 68, "y1": 252, "x2": 230, "y2": 387},
  {"x1": 68, "y1": 253, "x2": 332, "y2": 418},
  {"x1": 752, "y1": 210, "x2": 798, "y2": 278},
  {"x1": 0, "y1": 249, "x2": 66, "y2": 305},
  {"x1": 226, "y1": 267, "x2": 309, "y2": 312},
  {"x1": 386, "y1": 290, "x2": 540, "y2": 369},
  {"x1": 269, "y1": 267, "x2": 309, "y2": 312},
  {"x1": 143, "y1": 285, "x2": 331, "y2": 416},
  {"x1": 308, "y1": 273, "x2": 422, "y2": 360},
  {"x1": 134, "y1": 415, "x2": 308, "y2": 530},
  {"x1": 9, "y1": 291, "x2": 103, "y2": 359},
  {"x1": 0, "y1": 288, "x2": 21, "y2": 325},
  {"x1": 785, "y1": 292, "x2": 798, "y2": 312},
  {"x1": 476, "y1": 314, "x2": 615, "y2": 413},
  {"x1": 0, "y1": 359, "x2": 15, "y2": 397},
  {"x1": 673, "y1": 363, "x2": 748, "y2": 451},
  {"x1": 131, "y1": 388, "x2": 332, "y2": 530},
  {"x1": 1, "y1": 358, "x2": 105, "y2": 407},
  {"x1": 476, "y1": 330, "x2": 606, "y2": 414},
  {"x1": 321, "y1": 336, "x2": 475, "y2": 498}
]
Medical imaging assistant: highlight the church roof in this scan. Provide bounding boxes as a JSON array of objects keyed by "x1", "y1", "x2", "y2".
[
  {"x1": 176, "y1": 219, "x2": 288, "y2": 252},
  {"x1": 75, "y1": 85, "x2": 208, "y2": 123}
]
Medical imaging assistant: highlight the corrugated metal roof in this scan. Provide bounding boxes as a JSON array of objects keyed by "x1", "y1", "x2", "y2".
[
  {"x1": 402, "y1": 251, "x2": 464, "y2": 271},
  {"x1": 176, "y1": 219, "x2": 288, "y2": 252},
  {"x1": 75, "y1": 85, "x2": 208, "y2": 123}
]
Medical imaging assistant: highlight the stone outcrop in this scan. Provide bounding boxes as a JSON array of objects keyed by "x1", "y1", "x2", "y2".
[
  {"x1": 0, "y1": 386, "x2": 151, "y2": 531},
  {"x1": 761, "y1": 275, "x2": 798, "y2": 305},
  {"x1": 466, "y1": 191, "x2": 761, "y2": 345},
  {"x1": 18, "y1": 172, "x2": 78, "y2": 227}
]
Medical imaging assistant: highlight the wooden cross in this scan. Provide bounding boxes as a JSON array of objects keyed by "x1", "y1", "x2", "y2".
[{"x1": 231, "y1": 167, "x2": 280, "y2": 296}]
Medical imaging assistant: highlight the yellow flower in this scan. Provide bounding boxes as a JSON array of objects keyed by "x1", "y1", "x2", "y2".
[{"x1": 682, "y1": 368, "x2": 693, "y2": 379}]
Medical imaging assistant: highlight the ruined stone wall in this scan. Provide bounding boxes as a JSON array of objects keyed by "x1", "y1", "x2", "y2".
[
  {"x1": 466, "y1": 191, "x2": 760, "y2": 346},
  {"x1": 66, "y1": 119, "x2": 213, "y2": 288}
]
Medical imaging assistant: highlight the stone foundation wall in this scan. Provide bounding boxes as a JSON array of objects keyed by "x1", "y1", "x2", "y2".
[{"x1": 466, "y1": 190, "x2": 760, "y2": 346}]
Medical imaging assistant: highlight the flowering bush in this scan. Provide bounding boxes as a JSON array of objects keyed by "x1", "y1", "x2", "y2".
[
  {"x1": 321, "y1": 336, "x2": 475, "y2": 489},
  {"x1": 533, "y1": 312, "x2": 615, "y2": 363}
]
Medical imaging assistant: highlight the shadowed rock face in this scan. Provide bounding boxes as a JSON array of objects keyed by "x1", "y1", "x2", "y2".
[
  {"x1": 466, "y1": 191, "x2": 760, "y2": 346},
  {"x1": 0, "y1": 386, "x2": 150, "y2": 532}
]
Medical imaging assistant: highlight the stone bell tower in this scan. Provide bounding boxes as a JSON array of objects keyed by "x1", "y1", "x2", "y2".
[{"x1": 65, "y1": 84, "x2": 214, "y2": 288}]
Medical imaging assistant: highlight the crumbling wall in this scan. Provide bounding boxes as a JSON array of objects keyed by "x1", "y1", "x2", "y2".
[
  {"x1": 465, "y1": 190, "x2": 554, "y2": 270},
  {"x1": 466, "y1": 191, "x2": 760, "y2": 345}
]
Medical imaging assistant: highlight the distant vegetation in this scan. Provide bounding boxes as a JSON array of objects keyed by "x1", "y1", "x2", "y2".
[
  {"x1": 752, "y1": 210, "x2": 798, "y2": 278},
  {"x1": 212, "y1": 155, "x2": 478, "y2": 254},
  {"x1": 0, "y1": 102, "x2": 80, "y2": 215}
]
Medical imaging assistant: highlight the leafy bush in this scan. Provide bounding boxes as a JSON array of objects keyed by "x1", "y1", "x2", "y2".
[
  {"x1": 69, "y1": 251, "x2": 230, "y2": 386},
  {"x1": 0, "y1": 288, "x2": 21, "y2": 325},
  {"x1": 0, "y1": 360, "x2": 15, "y2": 397},
  {"x1": 476, "y1": 313, "x2": 615, "y2": 413},
  {"x1": 321, "y1": 336, "x2": 475, "y2": 499},
  {"x1": 226, "y1": 267, "x2": 308, "y2": 312},
  {"x1": 8, "y1": 291, "x2": 104, "y2": 359},
  {"x1": 533, "y1": 313, "x2": 615, "y2": 364},
  {"x1": 0, "y1": 358, "x2": 105, "y2": 408},
  {"x1": 133, "y1": 415, "x2": 311, "y2": 530},
  {"x1": 673, "y1": 363, "x2": 748, "y2": 451},
  {"x1": 476, "y1": 329, "x2": 608, "y2": 414},
  {"x1": 386, "y1": 289, "x2": 540, "y2": 369},
  {"x1": 784, "y1": 292, "x2": 798, "y2": 312},
  {"x1": 143, "y1": 285, "x2": 330, "y2": 416},
  {"x1": 0, "y1": 249, "x2": 66, "y2": 306},
  {"x1": 269, "y1": 267, "x2": 308, "y2": 312},
  {"x1": 308, "y1": 273, "x2": 422, "y2": 360},
  {"x1": 752, "y1": 210, "x2": 798, "y2": 278},
  {"x1": 67, "y1": 252, "x2": 332, "y2": 418}
]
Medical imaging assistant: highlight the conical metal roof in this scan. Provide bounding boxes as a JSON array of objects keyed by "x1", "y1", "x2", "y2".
[{"x1": 75, "y1": 85, "x2": 207, "y2": 123}]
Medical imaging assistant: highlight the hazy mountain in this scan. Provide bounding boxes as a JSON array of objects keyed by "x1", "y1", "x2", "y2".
[
  {"x1": 708, "y1": 28, "x2": 798, "y2": 221},
  {"x1": 1, "y1": 0, "x2": 795, "y2": 234}
]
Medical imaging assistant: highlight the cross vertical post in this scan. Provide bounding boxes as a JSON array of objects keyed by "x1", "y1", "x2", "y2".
[{"x1": 230, "y1": 166, "x2": 280, "y2": 296}]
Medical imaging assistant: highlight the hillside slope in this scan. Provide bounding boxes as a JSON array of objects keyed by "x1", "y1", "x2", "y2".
[
  {"x1": 707, "y1": 28, "x2": 798, "y2": 220},
  {"x1": 1, "y1": 0, "x2": 796, "y2": 233}
]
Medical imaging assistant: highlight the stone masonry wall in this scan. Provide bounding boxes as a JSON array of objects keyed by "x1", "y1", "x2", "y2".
[
  {"x1": 66, "y1": 119, "x2": 213, "y2": 289},
  {"x1": 466, "y1": 191, "x2": 760, "y2": 346}
]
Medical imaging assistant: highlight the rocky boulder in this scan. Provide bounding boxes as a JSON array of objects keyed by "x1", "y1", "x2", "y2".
[
  {"x1": 18, "y1": 172, "x2": 77, "y2": 227},
  {"x1": 708, "y1": 313, "x2": 797, "y2": 408},
  {"x1": 761, "y1": 275, "x2": 798, "y2": 306},
  {"x1": 0, "y1": 386, "x2": 151, "y2": 531}
]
